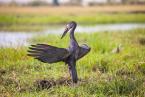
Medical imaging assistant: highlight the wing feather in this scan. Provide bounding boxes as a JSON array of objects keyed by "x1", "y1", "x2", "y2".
[
  {"x1": 77, "y1": 44, "x2": 91, "y2": 60},
  {"x1": 28, "y1": 44, "x2": 70, "y2": 63}
]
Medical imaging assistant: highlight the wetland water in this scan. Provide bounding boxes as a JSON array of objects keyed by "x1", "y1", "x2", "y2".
[{"x1": 0, "y1": 23, "x2": 145, "y2": 48}]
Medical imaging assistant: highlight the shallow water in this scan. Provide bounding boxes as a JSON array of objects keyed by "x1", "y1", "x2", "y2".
[
  {"x1": 0, "y1": 23, "x2": 145, "y2": 48},
  {"x1": 0, "y1": 32, "x2": 33, "y2": 48}
]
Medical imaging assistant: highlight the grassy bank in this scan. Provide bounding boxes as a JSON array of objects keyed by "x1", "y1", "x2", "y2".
[
  {"x1": 0, "y1": 29, "x2": 145, "y2": 97},
  {"x1": 0, "y1": 13, "x2": 145, "y2": 32},
  {"x1": 0, "y1": 5, "x2": 145, "y2": 31}
]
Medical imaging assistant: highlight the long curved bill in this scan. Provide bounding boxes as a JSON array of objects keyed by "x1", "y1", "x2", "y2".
[{"x1": 61, "y1": 28, "x2": 69, "y2": 39}]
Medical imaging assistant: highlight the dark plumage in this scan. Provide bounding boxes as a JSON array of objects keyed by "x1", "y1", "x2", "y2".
[{"x1": 28, "y1": 21, "x2": 91, "y2": 83}]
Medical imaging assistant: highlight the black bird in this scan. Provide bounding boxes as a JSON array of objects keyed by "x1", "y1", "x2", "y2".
[{"x1": 28, "y1": 21, "x2": 91, "y2": 83}]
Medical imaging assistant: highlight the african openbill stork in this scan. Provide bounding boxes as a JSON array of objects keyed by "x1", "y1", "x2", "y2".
[{"x1": 28, "y1": 21, "x2": 91, "y2": 83}]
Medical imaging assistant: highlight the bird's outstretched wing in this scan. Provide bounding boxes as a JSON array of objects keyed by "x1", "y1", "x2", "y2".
[
  {"x1": 77, "y1": 44, "x2": 91, "y2": 60},
  {"x1": 28, "y1": 44, "x2": 70, "y2": 63}
]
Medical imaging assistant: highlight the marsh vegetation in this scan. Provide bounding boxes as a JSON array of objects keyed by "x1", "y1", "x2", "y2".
[
  {"x1": 0, "y1": 28, "x2": 145, "y2": 97},
  {"x1": 0, "y1": 5, "x2": 145, "y2": 31}
]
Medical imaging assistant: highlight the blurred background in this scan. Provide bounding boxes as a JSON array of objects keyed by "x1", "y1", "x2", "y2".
[
  {"x1": 0, "y1": 0, "x2": 145, "y2": 47},
  {"x1": 0, "y1": 0, "x2": 145, "y2": 6}
]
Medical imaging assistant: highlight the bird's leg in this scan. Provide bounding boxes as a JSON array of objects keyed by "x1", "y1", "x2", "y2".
[{"x1": 68, "y1": 60, "x2": 78, "y2": 83}]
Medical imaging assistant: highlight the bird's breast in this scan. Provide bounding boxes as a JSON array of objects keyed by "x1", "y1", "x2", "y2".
[{"x1": 68, "y1": 47, "x2": 79, "y2": 60}]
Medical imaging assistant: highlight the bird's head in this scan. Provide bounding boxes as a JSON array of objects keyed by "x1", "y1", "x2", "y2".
[{"x1": 61, "y1": 21, "x2": 77, "y2": 39}]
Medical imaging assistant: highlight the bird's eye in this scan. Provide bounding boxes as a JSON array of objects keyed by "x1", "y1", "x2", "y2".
[{"x1": 66, "y1": 25, "x2": 69, "y2": 28}]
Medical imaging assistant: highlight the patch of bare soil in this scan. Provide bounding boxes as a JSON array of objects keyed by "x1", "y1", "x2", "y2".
[
  {"x1": 0, "y1": 5, "x2": 145, "y2": 15},
  {"x1": 34, "y1": 77, "x2": 88, "y2": 90},
  {"x1": 0, "y1": 69, "x2": 6, "y2": 75},
  {"x1": 34, "y1": 77, "x2": 73, "y2": 90},
  {"x1": 139, "y1": 38, "x2": 145, "y2": 45},
  {"x1": 116, "y1": 68, "x2": 134, "y2": 76}
]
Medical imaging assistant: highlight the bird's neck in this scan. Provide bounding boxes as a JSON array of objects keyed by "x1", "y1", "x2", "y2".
[{"x1": 69, "y1": 25, "x2": 78, "y2": 47}]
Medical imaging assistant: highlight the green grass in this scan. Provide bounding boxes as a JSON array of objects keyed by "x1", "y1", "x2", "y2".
[
  {"x1": 0, "y1": 13, "x2": 145, "y2": 31},
  {"x1": 1, "y1": 13, "x2": 145, "y2": 24},
  {"x1": 0, "y1": 29, "x2": 145, "y2": 97}
]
